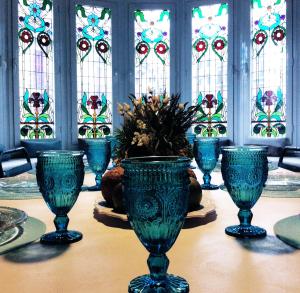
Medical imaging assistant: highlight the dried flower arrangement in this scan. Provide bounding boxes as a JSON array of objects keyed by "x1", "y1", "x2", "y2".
[
  {"x1": 100, "y1": 93, "x2": 202, "y2": 213},
  {"x1": 114, "y1": 93, "x2": 200, "y2": 162}
]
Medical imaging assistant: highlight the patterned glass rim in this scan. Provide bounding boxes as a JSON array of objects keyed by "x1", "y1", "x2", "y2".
[
  {"x1": 194, "y1": 137, "x2": 219, "y2": 143},
  {"x1": 221, "y1": 146, "x2": 268, "y2": 153},
  {"x1": 37, "y1": 150, "x2": 84, "y2": 158},
  {"x1": 84, "y1": 138, "x2": 110, "y2": 144},
  {"x1": 121, "y1": 156, "x2": 191, "y2": 165}
]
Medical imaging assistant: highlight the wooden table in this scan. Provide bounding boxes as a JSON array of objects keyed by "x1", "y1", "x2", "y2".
[{"x1": 0, "y1": 171, "x2": 300, "y2": 293}]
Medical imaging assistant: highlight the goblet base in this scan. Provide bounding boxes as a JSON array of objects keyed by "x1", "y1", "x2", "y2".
[
  {"x1": 201, "y1": 183, "x2": 219, "y2": 190},
  {"x1": 40, "y1": 230, "x2": 82, "y2": 244},
  {"x1": 87, "y1": 185, "x2": 101, "y2": 191},
  {"x1": 128, "y1": 274, "x2": 189, "y2": 293},
  {"x1": 225, "y1": 225, "x2": 266, "y2": 238}
]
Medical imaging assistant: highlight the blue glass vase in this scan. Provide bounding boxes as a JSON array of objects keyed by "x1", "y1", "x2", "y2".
[
  {"x1": 36, "y1": 151, "x2": 85, "y2": 244},
  {"x1": 193, "y1": 137, "x2": 220, "y2": 190},
  {"x1": 122, "y1": 156, "x2": 191, "y2": 293},
  {"x1": 84, "y1": 138, "x2": 111, "y2": 191},
  {"x1": 221, "y1": 146, "x2": 268, "y2": 238}
]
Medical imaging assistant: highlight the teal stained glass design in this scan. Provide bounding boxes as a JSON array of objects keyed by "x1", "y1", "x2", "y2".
[
  {"x1": 251, "y1": 0, "x2": 286, "y2": 137},
  {"x1": 192, "y1": 3, "x2": 228, "y2": 137},
  {"x1": 76, "y1": 5, "x2": 112, "y2": 138},
  {"x1": 135, "y1": 10, "x2": 170, "y2": 97},
  {"x1": 18, "y1": 0, "x2": 55, "y2": 139}
]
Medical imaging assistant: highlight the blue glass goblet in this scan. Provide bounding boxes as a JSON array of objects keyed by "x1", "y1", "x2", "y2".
[
  {"x1": 84, "y1": 138, "x2": 111, "y2": 191},
  {"x1": 106, "y1": 135, "x2": 117, "y2": 170},
  {"x1": 186, "y1": 132, "x2": 196, "y2": 146},
  {"x1": 36, "y1": 151, "x2": 85, "y2": 244},
  {"x1": 186, "y1": 132, "x2": 196, "y2": 169},
  {"x1": 122, "y1": 156, "x2": 191, "y2": 293},
  {"x1": 193, "y1": 137, "x2": 220, "y2": 190},
  {"x1": 221, "y1": 146, "x2": 268, "y2": 238}
]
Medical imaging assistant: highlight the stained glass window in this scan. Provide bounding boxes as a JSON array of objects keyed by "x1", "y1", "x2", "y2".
[
  {"x1": 251, "y1": 0, "x2": 286, "y2": 138},
  {"x1": 76, "y1": 5, "x2": 112, "y2": 138},
  {"x1": 135, "y1": 9, "x2": 170, "y2": 97},
  {"x1": 192, "y1": 3, "x2": 228, "y2": 137},
  {"x1": 18, "y1": 0, "x2": 55, "y2": 139}
]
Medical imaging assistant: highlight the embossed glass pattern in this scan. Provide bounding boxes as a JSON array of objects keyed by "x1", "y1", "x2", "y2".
[
  {"x1": 194, "y1": 137, "x2": 220, "y2": 189},
  {"x1": 84, "y1": 138, "x2": 111, "y2": 191},
  {"x1": 122, "y1": 156, "x2": 191, "y2": 293},
  {"x1": 221, "y1": 146, "x2": 268, "y2": 238},
  {"x1": 36, "y1": 151, "x2": 84, "y2": 244}
]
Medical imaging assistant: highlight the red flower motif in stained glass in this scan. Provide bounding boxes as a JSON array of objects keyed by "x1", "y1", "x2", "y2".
[
  {"x1": 156, "y1": 43, "x2": 167, "y2": 54},
  {"x1": 214, "y1": 39, "x2": 225, "y2": 51},
  {"x1": 78, "y1": 39, "x2": 90, "y2": 51},
  {"x1": 262, "y1": 91, "x2": 277, "y2": 106},
  {"x1": 195, "y1": 40, "x2": 206, "y2": 52},
  {"x1": 29, "y1": 92, "x2": 44, "y2": 108},
  {"x1": 137, "y1": 43, "x2": 148, "y2": 55},
  {"x1": 97, "y1": 41, "x2": 109, "y2": 53},
  {"x1": 20, "y1": 30, "x2": 33, "y2": 43},
  {"x1": 272, "y1": 28, "x2": 285, "y2": 42},
  {"x1": 202, "y1": 94, "x2": 217, "y2": 109},
  {"x1": 87, "y1": 96, "x2": 101, "y2": 109},
  {"x1": 255, "y1": 32, "x2": 266, "y2": 45},
  {"x1": 38, "y1": 33, "x2": 51, "y2": 46}
]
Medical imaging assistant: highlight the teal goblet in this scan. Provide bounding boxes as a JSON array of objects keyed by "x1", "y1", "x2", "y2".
[
  {"x1": 193, "y1": 137, "x2": 220, "y2": 190},
  {"x1": 221, "y1": 146, "x2": 268, "y2": 238},
  {"x1": 84, "y1": 138, "x2": 111, "y2": 191},
  {"x1": 36, "y1": 151, "x2": 85, "y2": 244},
  {"x1": 122, "y1": 156, "x2": 191, "y2": 293},
  {"x1": 106, "y1": 135, "x2": 118, "y2": 170},
  {"x1": 186, "y1": 132, "x2": 196, "y2": 146}
]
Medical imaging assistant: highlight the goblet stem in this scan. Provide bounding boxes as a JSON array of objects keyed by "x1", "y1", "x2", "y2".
[
  {"x1": 87, "y1": 174, "x2": 102, "y2": 191},
  {"x1": 54, "y1": 215, "x2": 69, "y2": 232},
  {"x1": 202, "y1": 172, "x2": 219, "y2": 190},
  {"x1": 225, "y1": 208, "x2": 266, "y2": 238},
  {"x1": 147, "y1": 253, "x2": 169, "y2": 281},
  {"x1": 203, "y1": 173, "x2": 211, "y2": 186},
  {"x1": 95, "y1": 174, "x2": 102, "y2": 189},
  {"x1": 238, "y1": 209, "x2": 253, "y2": 226},
  {"x1": 41, "y1": 214, "x2": 82, "y2": 244}
]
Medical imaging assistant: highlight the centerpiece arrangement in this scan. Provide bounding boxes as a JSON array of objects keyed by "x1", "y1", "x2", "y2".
[{"x1": 101, "y1": 93, "x2": 202, "y2": 213}]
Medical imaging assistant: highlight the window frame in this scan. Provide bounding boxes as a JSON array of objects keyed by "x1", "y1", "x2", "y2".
[
  {"x1": 12, "y1": 0, "x2": 63, "y2": 145},
  {"x1": 241, "y1": 0, "x2": 293, "y2": 145},
  {"x1": 69, "y1": 0, "x2": 119, "y2": 145},
  {"x1": 184, "y1": 0, "x2": 234, "y2": 142},
  {"x1": 1, "y1": 0, "x2": 298, "y2": 149},
  {"x1": 127, "y1": 0, "x2": 178, "y2": 97}
]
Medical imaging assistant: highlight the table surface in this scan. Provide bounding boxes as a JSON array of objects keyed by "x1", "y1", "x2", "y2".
[{"x1": 0, "y1": 170, "x2": 300, "y2": 293}]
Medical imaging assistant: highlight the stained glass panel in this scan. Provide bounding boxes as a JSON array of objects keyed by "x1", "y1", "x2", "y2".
[
  {"x1": 18, "y1": 0, "x2": 55, "y2": 139},
  {"x1": 76, "y1": 5, "x2": 112, "y2": 138},
  {"x1": 192, "y1": 3, "x2": 228, "y2": 137},
  {"x1": 135, "y1": 9, "x2": 170, "y2": 97},
  {"x1": 251, "y1": 0, "x2": 286, "y2": 138}
]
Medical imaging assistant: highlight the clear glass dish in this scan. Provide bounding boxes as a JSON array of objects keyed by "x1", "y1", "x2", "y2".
[{"x1": 0, "y1": 207, "x2": 27, "y2": 232}]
